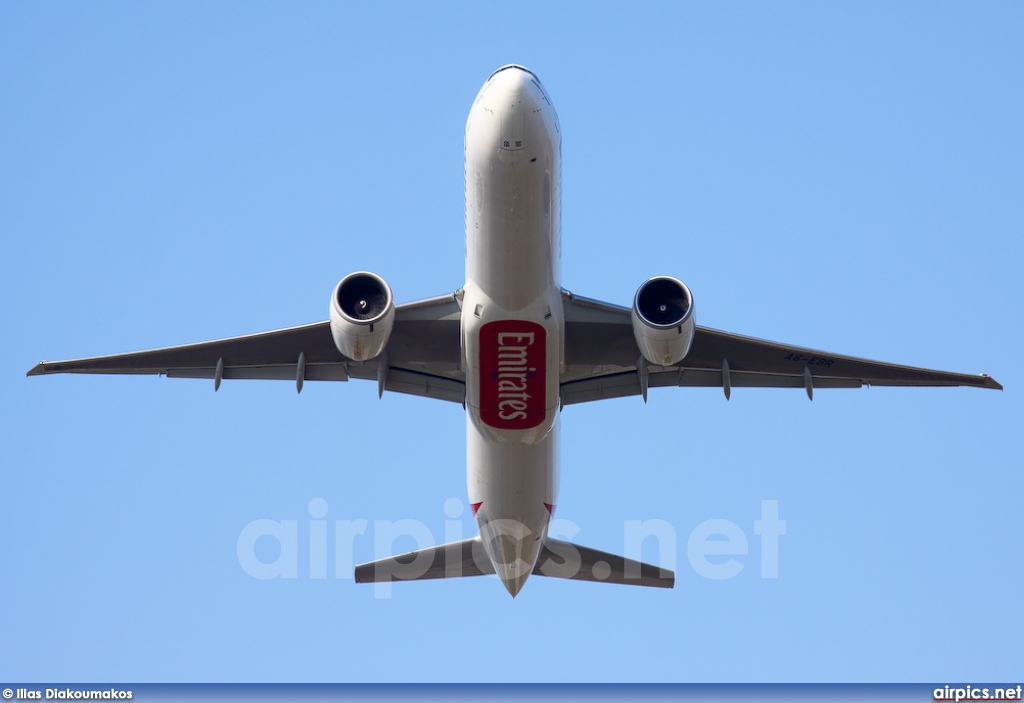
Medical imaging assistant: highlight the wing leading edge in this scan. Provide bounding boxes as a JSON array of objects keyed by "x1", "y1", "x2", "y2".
[
  {"x1": 27, "y1": 293, "x2": 466, "y2": 404},
  {"x1": 561, "y1": 291, "x2": 1001, "y2": 405}
]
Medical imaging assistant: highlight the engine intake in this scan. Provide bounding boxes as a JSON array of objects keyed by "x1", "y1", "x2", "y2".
[
  {"x1": 329, "y1": 271, "x2": 395, "y2": 361},
  {"x1": 631, "y1": 276, "x2": 696, "y2": 366}
]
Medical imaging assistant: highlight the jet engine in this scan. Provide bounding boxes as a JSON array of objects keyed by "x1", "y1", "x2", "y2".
[
  {"x1": 329, "y1": 271, "x2": 395, "y2": 361},
  {"x1": 631, "y1": 276, "x2": 696, "y2": 366}
]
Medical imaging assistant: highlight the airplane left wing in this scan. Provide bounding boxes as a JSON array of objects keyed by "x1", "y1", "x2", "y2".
[
  {"x1": 561, "y1": 291, "x2": 1001, "y2": 405},
  {"x1": 27, "y1": 293, "x2": 466, "y2": 404}
]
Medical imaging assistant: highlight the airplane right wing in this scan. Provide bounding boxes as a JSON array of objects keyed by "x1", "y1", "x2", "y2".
[
  {"x1": 561, "y1": 292, "x2": 1002, "y2": 405},
  {"x1": 27, "y1": 292, "x2": 466, "y2": 404}
]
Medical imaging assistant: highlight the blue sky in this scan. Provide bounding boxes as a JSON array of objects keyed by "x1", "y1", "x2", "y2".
[{"x1": 2, "y1": 2, "x2": 1021, "y2": 683}]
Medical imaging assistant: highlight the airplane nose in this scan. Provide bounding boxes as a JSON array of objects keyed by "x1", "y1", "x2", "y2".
[
  {"x1": 484, "y1": 65, "x2": 542, "y2": 103},
  {"x1": 487, "y1": 64, "x2": 538, "y2": 85},
  {"x1": 471, "y1": 65, "x2": 550, "y2": 157}
]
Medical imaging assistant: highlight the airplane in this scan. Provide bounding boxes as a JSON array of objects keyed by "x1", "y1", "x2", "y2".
[{"x1": 28, "y1": 65, "x2": 1002, "y2": 597}]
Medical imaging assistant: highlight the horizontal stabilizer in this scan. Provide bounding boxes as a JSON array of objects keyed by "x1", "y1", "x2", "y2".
[
  {"x1": 533, "y1": 537, "x2": 674, "y2": 588},
  {"x1": 354, "y1": 537, "x2": 495, "y2": 583}
]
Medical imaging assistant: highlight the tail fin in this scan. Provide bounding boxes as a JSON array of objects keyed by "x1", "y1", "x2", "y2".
[
  {"x1": 354, "y1": 537, "x2": 494, "y2": 583},
  {"x1": 533, "y1": 537, "x2": 674, "y2": 588}
]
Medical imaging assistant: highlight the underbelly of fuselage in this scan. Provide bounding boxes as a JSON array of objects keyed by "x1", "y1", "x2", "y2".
[{"x1": 460, "y1": 65, "x2": 562, "y2": 595}]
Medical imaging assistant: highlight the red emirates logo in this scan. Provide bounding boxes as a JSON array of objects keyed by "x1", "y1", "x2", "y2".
[{"x1": 479, "y1": 321, "x2": 546, "y2": 430}]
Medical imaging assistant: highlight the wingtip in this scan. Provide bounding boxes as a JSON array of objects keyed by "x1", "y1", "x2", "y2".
[{"x1": 982, "y1": 374, "x2": 1003, "y2": 391}]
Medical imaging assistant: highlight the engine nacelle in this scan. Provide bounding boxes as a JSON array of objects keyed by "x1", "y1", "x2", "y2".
[
  {"x1": 631, "y1": 276, "x2": 696, "y2": 366},
  {"x1": 329, "y1": 271, "x2": 395, "y2": 361}
]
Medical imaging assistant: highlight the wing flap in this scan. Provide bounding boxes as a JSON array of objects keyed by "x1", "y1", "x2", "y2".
[
  {"x1": 166, "y1": 363, "x2": 351, "y2": 382},
  {"x1": 346, "y1": 364, "x2": 466, "y2": 404},
  {"x1": 562, "y1": 368, "x2": 864, "y2": 405}
]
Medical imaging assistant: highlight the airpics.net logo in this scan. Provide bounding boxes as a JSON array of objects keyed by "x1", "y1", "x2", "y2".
[{"x1": 236, "y1": 499, "x2": 786, "y2": 598}]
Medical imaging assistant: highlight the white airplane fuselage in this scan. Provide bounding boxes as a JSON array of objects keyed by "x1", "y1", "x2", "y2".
[{"x1": 461, "y1": 65, "x2": 562, "y2": 596}]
